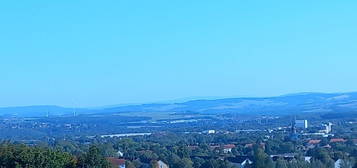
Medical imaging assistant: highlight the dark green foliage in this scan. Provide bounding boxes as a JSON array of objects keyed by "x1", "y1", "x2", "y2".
[
  {"x1": 0, "y1": 143, "x2": 76, "y2": 168},
  {"x1": 199, "y1": 159, "x2": 235, "y2": 168},
  {"x1": 77, "y1": 145, "x2": 112, "y2": 168},
  {"x1": 253, "y1": 147, "x2": 274, "y2": 168},
  {"x1": 0, "y1": 143, "x2": 113, "y2": 168},
  {"x1": 1, "y1": 125, "x2": 357, "y2": 168}
]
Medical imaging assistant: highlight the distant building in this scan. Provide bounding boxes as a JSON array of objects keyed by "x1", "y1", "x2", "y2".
[
  {"x1": 202, "y1": 130, "x2": 216, "y2": 134},
  {"x1": 270, "y1": 153, "x2": 296, "y2": 162},
  {"x1": 322, "y1": 122, "x2": 333, "y2": 133},
  {"x1": 307, "y1": 139, "x2": 321, "y2": 149},
  {"x1": 334, "y1": 159, "x2": 353, "y2": 168},
  {"x1": 244, "y1": 144, "x2": 253, "y2": 148},
  {"x1": 223, "y1": 144, "x2": 236, "y2": 153},
  {"x1": 330, "y1": 138, "x2": 346, "y2": 143},
  {"x1": 295, "y1": 120, "x2": 308, "y2": 129},
  {"x1": 107, "y1": 157, "x2": 125, "y2": 168},
  {"x1": 323, "y1": 144, "x2": 332, "y2": 149},
  {"x1": 244, "y1": 143, "x2": 265, "y2": 149},
  {"x1": 304, "y1": 157, "x2": 312, "y2": 163},
  {"x1": 226, "y1": 156, "x2": 253, "y2": 168},
  {"x1": 308, "y1": 139, "x2": 321, "y2": 145},
  {"x1": 117, "y1": 150, "x2": 124, "y2": 158},
  {"x1": 154, "y1": 160, "x2": 169, "y2": 168}
]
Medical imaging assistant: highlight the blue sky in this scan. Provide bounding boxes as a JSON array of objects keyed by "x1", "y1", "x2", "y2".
[{"x1": 1, "y1": 1, "x2": 357, "y2": 107}]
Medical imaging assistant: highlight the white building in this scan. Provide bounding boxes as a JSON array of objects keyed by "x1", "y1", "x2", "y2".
[
  {"x1": 335, "y1": 159, "x2": 353, "y2": 168},
  {"x1": 156, "y1": 160, "x2": 169, "y2": 168},
  {"x1": 323, "y1": 122, "x2": 333, "y2": 133},
  {"x1": 223, "y1": 144, "x2": 235, "y2": 153},
  {"x1": 295, "y1": 120, "x2": 308, "y2": 129},
  {"x1": 202, "y1": 130, "x2": 216, "y2": 134},
  {"x1": 117, "y1": 150, "x2": 124, "y2": 157}
]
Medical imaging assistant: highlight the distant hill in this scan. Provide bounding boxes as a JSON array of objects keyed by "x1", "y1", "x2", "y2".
[
  {"x1": 2, "y1": 92, "x2": 357, "y2": 117},
  {"x1": 103, "y1": 92, "x2": 357, "y2": 115},
  {"x1": 0, "y1": 105, "x2": 90, "y2": 117}
]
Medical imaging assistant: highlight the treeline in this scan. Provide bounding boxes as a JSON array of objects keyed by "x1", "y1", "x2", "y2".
[
  {"x1": 0, "y1": 143, "x2": 111, "y2": 168},
  {"x1": 253, "y1": 146, "x2": 357, "y2": 168},
  {"x1": 117, "y1": 140, "x2": 357, "y2": 168},
  {"x1": 1, "y1": 131, "x2": 357, "y2": 168}
]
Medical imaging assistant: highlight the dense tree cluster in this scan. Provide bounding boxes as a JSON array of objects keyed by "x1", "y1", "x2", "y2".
[
  {"x1": 1, "y1": 130, "x2": 357, "y2": 168},
  {"x1": 0, "y1": 143, "x2": 110, "y2": 168}
]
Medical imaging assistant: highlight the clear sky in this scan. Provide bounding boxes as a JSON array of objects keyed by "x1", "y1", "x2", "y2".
[{"x1": 1, "y1": 1, "x2": 357, "y2": 107}]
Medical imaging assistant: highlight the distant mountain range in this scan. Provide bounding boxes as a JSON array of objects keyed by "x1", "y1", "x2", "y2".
[
  {"x1": 2, "y1": 92, "x2": 357, "y2": 117},
  {"x1": 0, "y1": 105, "x2": 87, "y2": 117}
]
